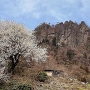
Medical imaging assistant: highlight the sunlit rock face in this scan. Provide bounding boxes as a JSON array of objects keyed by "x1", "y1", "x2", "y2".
[{"x1": 34, "y1": 21, "x2": 90, "y2": 48}]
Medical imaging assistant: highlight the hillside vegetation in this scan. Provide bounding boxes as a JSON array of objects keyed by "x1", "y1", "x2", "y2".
[{"x1": 1, "y1": 20, "x2": 90, "y2": 90}]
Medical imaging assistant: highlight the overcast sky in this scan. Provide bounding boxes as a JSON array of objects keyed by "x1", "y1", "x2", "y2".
[{"x1": 0, "y1": 0, "x2": 90, "y2": 30}]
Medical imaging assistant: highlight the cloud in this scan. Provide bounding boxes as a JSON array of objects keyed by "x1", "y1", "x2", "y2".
[
  {"x1": 39, "y1": 0, "x2": 82, "y2": 21},
  {"x1": 0, "y1": 0, "x2": 90, "y2": 29},
  {"x1": 0, "y1": 0, "x2": 41, "y2": 18},
  {"x1": 0, "y1": 0, "x2": 90, "y2": 19}
]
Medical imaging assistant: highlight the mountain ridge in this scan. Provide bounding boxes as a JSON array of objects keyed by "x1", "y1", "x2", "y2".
[
  {"x1": 34, "y1": 20, "x2": 90, "y2": 82},
  {"x1": 34, "y1": 20, "x2": 90, "y2": 48}
]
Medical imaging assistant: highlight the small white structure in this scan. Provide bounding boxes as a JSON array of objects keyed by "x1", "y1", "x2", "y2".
[
  {"x1": 44, "y1": 70, "x2": 62, "y2": 76},
  {"x1": 44, "y1": 70, "x2": 54, "y2": 76}
]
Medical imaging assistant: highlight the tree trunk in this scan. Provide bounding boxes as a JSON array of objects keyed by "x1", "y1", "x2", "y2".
[{"x1": 8, "y1": 53, "x2": 20, "y2": 74}]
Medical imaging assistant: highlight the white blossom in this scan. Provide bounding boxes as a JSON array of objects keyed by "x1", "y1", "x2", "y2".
[{"x1": 0, "y1": 20, "x2": 47, "y2": 81}]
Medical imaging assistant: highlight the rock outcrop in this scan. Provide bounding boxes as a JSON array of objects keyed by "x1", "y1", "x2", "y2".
[
  {"x1": 34, "y1": 21, "x2": 90, "y2": 78},
  {"x1": 34, "y1": 21, "x2": 90, "y2": 48}
]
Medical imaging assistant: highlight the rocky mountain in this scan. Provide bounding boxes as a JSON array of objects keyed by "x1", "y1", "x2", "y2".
[
  {"x1": 34, "y1": 20, "x2": 90, "y2": 48},
  {"x1": 34, "y1": 21, "x2": 90, "y2": 80}
]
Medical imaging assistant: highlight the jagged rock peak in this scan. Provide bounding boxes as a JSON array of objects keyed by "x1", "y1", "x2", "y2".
[{"x1": 34, "y1": 20, "x2": 90, "y2": 47}]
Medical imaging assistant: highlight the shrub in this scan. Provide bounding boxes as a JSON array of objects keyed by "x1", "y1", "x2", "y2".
[
  {"x1": 80, "y1": 76, "x2": 87, "y2": 83},
  {"x1": 17, "y1": 84, "x2": 34, "y2": 90},
  {"x1": 7, "y1": 83, "x2": 34, "y2": 90},
  {"x1": 61, "y1": 42, "x2": 65, "y2": 47},
  {"x1": 67, "y1": 49, "x2": 75, "y2": 60},
  {"x1": 37, "y1": 72, "x2": 48, "y2": 82},
  {"x1": 0, "y1": 79, "x2": 6, "y2": 86},
  {"x1": 80, "y1": 65, "x2": 89, "y2": 73},
  {"x1": 86, "y1": 75, "x2": 90, "y2": 83},
  {"x1": 52, "y1": 37, "x2": 56, "y2": 46},
  {"x1": 83, "y1": 53, "x2": 87, "y2": 59}
]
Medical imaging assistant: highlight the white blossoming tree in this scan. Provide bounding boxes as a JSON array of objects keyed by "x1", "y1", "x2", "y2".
[{"x1": 0, "y1": 21, "x2": 47, "y2": 81}]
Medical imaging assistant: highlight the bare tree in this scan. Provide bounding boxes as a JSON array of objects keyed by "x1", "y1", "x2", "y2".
[{"x1": 0, "y1": 20, "x2": 47, "y2": 81}]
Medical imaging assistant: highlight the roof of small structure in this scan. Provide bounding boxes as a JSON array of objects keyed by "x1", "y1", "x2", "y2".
[{"x1": 44, "y1": 69, "x2": 54, "y2": 71}]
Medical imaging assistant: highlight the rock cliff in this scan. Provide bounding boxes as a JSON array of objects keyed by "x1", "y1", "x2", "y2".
[
  {"x1": 34, "y1": 21, "x2": 90, "y2": 48},
  {"x1": 34, "y1": 21, "x2": 90, "y2": 78}
]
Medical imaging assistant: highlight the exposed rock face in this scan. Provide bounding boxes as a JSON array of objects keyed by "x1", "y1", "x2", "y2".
[
  {"x1": 34, "y1": 21, "x2": 90, "y2": 75},
  {"x1": 34, "y1": 21, "x2": 90, "y2": 47}
]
